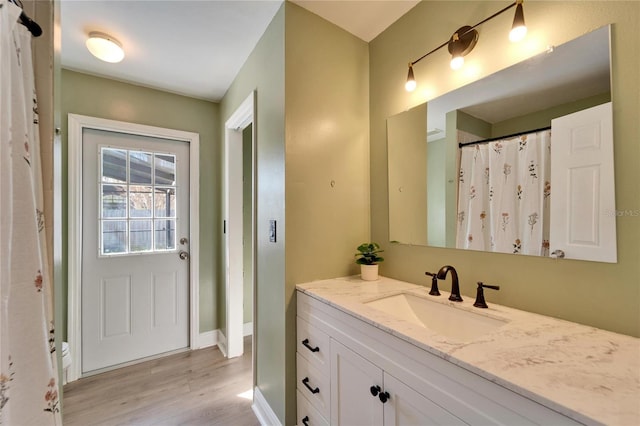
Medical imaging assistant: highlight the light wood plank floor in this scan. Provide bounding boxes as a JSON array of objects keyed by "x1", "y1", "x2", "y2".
[{"x1": 63, "y1": 337, "x2": 258, "y2": 426}]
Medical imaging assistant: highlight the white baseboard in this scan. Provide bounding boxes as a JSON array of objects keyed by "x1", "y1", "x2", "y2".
[
  {"x1": 197, "y1": 330, "x2": 219, "y2": 349},
  {"x1": 244, "y1": 321, "x2": 253, "y2": 337},
  {"x1": 217, "y1": 330, "x2": 228, "y2": 357},
  {"x1": 252, "y1": 386, "x2": 281, "y2": 426},
  {"x1": 198, "y1": 325, "x2": 251, "y2": 349}
]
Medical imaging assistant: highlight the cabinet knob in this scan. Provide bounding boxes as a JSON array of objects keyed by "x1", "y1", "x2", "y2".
[
  {"x1": 379, "y1": 391, "x2": 390, "y2": 403},
  {"x1": 370, "y1": 385, "x2": 381, "y2": 397}
]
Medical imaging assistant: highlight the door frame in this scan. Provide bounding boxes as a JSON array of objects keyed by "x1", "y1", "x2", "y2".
[
  {"x1": 67, "y1": 114, "x2": 200, "y2": 381},
  {"x1": 223, "y1": 91, "x2": 255, "y2": 359}
]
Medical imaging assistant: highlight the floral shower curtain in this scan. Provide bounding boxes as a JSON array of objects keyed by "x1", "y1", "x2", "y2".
[
  {"x1": 0, "y1": 1, "x2": 61, "y2": 424},
  {"x1": 456, "y1": 129, "x2": 551, "y2": 256}
]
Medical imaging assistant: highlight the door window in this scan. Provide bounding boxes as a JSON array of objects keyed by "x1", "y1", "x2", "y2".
[{"x1": 100, "y1": 147, "x2": 177, "y2": 255}]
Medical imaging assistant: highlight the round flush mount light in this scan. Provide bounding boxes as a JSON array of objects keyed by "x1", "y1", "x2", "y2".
[{"x1": 86, "y1": 32, "x2": 125, "y2": 63}]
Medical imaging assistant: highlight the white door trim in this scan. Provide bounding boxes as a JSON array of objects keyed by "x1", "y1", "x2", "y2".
[
  {"x1": 224, "y1": 91, "x2": 255, "y2": 358},
  {"x1": 67, "y1": 114, "x2": 200, "y2": 381}
]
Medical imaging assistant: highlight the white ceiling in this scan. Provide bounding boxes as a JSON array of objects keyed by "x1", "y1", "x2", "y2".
[{"x1": 60, "y1": 0, "x2": 419, "y2": 102}]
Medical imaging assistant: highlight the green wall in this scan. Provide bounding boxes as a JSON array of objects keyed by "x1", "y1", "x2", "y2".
[
  {"x1": 492, "y1": 92, "x2": 611, "y2": 136},
  {"x1": 219, "y1": 4, "x2": 286, "y2": 422},
  {"x1": 60, "y1": 69, "x2": 220, "y2": 337},
  {"x1": 370, "y1": 1, "x2": 640, "y2": 337},
  {"x1": 219, "y1": 3, "x2": 370, "y2": 423},
  {"x1": 285, "y1": 2, "x2": 370, "y2": 423}
]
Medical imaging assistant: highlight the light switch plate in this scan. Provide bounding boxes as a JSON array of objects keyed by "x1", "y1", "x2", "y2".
[{"x1": 269, "y1": 220, "x2": 277, "y2": 243}]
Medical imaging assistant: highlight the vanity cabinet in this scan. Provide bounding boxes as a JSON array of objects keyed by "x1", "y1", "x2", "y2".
[
  {"x1": 297, "y1": 290, "x2": 582, "y2": 426},
  {"x1": 331, "y1": 338, "x2": 463, "y2": 425}
]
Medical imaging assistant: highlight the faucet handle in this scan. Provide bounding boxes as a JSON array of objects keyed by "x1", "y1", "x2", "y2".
[
  {"x1": 473, "y1": 281, "x2": 500, "y2": 308},
  {"x1": 425, "y1": 272, "x2": 440, "y2": 296}
]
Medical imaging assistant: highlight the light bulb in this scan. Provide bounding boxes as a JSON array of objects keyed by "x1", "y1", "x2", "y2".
[
  {"x1": 86, "y1": 32, "x2": 124, "y2": 63},
  {"x1": 450, "y1": 55, "x2": 464, "y2": 70},
  {"x1": 509, "y1": 2, "x2": 527, "y2": 42},
  {"x1": 509, "y1": 25, "x2": 527, "y2": 42},
  {"x1": 405, "y1": 64, "x2": 416, "y2": 92},
  {"x1": 405, "y1": 80, "x2": 417, "y2": 92}
]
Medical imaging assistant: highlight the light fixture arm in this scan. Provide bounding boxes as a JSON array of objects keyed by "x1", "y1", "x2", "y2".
[
  {"x1": 408, "y1": 0, "x2": 521, "y2": 69},
  {"x1": 409, "y1": 39, "x2": 450, "y2": 68}
]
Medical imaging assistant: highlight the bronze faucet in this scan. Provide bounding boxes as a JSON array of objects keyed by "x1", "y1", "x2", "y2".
[
  {"x1": 473, "y1": 282, "x2": 500, "y2": 308},
  {"x1": 436, "y1": 265, "x2": 463, "y2": 302},
  {"x1": 424, "y1": 271, "x2": 440, "y2": 296}
]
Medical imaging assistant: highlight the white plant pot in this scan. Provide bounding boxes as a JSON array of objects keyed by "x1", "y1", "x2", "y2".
[{"x1": 361, "y1": 264, "x2": 379, "y2": 281}]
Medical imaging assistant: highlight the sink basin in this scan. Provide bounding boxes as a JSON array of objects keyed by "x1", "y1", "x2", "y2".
[{"x1": 364, "y1": 293, "x2": 508, "y2": 342}]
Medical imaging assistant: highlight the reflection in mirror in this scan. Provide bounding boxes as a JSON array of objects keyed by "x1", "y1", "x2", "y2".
[
  {"x1": 387, "y1": 25, "x2": 614, "y2": 261},
  {"x1": 387, "y1": 104, "x2": 428, "y2": 245}
]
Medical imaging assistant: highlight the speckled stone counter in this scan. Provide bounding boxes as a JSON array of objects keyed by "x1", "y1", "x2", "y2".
[{"x1": 296, "y1": 276, "x2": 640, "y2": 426}]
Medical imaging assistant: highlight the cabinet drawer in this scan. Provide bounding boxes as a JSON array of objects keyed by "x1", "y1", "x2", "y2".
[
  {"x1": 297, "y1": 352, "x2": 330, "y2": 418},
  {"x1": 297, "y1": 390, "x2": 329, "y2": 426},
  {"x1": 297, "y1": 316, "x2": 330, "y2": 373}
]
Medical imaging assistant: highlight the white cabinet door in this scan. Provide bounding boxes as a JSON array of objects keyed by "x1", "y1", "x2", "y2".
[
  {"x1": 550, "y1": 102, "x2": 616, "y2": 262},
  {"x1": 331, "y1": 339, "x2": 384, "y2": 426},
  {"x1": 383, "y1": 372, "x2": 465, "y2": 426}
]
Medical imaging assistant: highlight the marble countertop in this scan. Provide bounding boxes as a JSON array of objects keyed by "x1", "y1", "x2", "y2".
[{"x1": 296, "y1": 276, "x2": 640, "y2": 426}]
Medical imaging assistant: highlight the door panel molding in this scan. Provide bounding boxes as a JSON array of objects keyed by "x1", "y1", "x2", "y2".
[{"x1": 67, "y1": 114, "x2": 200, "y2": 381}]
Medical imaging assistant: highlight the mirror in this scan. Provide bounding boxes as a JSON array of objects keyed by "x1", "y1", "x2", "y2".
[{"x1": 388, "y1": 25, "x2": 612, "y2": 258}]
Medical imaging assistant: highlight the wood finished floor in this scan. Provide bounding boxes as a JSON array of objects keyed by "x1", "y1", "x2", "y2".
[{"x1": 63, "y1": 337, "x2": 258, "y2": 426}]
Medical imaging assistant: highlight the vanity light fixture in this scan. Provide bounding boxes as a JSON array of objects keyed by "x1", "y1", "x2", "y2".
[
  {"x1": 405, "y1": 0, "x2": 527, "y2": 92},
  {"x1": 86, "y1": 32, "x2": 125, "y2": 63},
  {"x1": 509, "y1": 0, "x2": 527, "y2": 42},
  {"x1": 448, "y1": 26, "x2": 479, "y2": 70}
]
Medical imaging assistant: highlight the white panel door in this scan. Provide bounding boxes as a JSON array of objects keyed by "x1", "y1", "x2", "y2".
[
  {"x1": 330, "y1": 339, "x2": 384, "y2": 426},
  {"x1": 82, "y1": 128, "x2": 190, "y2": 373},
  {"x1": 550, "y1": 102, "x2": 616, "y2": 262}
]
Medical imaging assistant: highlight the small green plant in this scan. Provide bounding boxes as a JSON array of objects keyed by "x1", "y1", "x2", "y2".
[{"x1": 355, "y1": 242, "x2": 384, "y2": 265}]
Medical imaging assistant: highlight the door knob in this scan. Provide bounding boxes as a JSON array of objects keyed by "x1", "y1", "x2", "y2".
[{"x1": 178, "y1": 251, "x2": 189, "y2": 260}]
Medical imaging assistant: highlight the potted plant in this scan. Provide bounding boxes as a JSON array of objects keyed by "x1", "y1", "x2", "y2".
[{"x1": 355, "y1": 242, "x2": 384, "y2": 281}]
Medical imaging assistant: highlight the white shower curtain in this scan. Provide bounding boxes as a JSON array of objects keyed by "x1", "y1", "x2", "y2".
[
  {"x1": 456, "y1": 129, "x2": 551, "y2": 256},
  {"x1": 0, "y1": 1, "x2": 61, "y2": 424}
]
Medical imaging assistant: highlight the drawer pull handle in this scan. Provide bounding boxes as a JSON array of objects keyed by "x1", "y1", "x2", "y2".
[
  {"x1": 302, "y1": 415, "x2": 310, "y2": 426},
  {"x1": 379, "y1": 391, "x2": 390, "y2": 404},
  {"x1": 302, "y1": 338, "x2": 320, "y2": 353},
  {"x1": 370, "y1": 385, "x2": 381, "y2": 397},
  {"x1": 302, "y1": 377, "x2": 320, "y2": 394}
]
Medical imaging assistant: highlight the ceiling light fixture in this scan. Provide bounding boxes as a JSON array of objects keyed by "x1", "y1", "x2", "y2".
[
  {"x1": 405, "y1": 0, "x2": 527, "y2": 92},
  {"x1": 86, "y1": 32, "x2": 125, "y2": 63}
]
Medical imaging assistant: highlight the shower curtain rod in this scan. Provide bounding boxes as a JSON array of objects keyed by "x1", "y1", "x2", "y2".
[{"x1": 458, "y1": 125, "x2": 551, "y2": 148}]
